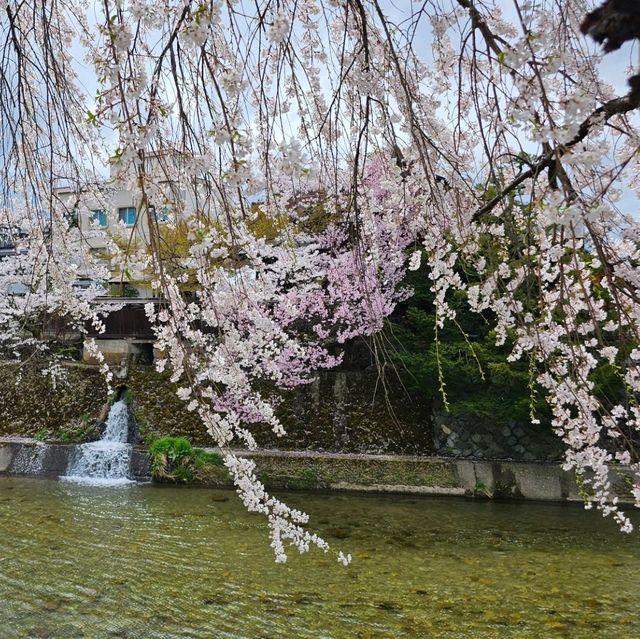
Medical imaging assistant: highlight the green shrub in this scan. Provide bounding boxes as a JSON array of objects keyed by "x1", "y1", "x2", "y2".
[
  {"x1": 171, "y1": 466, "x2": 194, "y2": 482},
  {"x1": 148, "y1": 436, "x2": 226, "y2": 483},
  {"x1": 388, "y1": 263, "x2": 548, "y2": 427},
  {"x1": 148, "y1": 436, "x2": 193, "y2": 479},
  {"x1": 193, "y1": 448, "x2": 224, "y2": 468},
  {"x1": 389, "y1": 248, "x2": 630, "y2": 436}
]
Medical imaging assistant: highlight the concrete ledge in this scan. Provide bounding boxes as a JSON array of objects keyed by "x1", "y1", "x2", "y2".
[
  {"x1": 0, "y1": 438, "x2": 633, "y2": 504},
  {"x1": 0, "y1": 440, "x2": 150, "y2": 481},
  {"x1": 329, "y1": 482, "x2": 466, "y2": 496},
  {"x1": 228, "y1": 449, "x2": 634, "y2": 504},
  {"x1": 454, "y1": 459, "x2": 583, "y2": 501}
]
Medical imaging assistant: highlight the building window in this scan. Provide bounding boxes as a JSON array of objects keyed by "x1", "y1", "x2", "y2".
[
  {"x1": 92, "y1": 209, "x2": 108, "y2": 227},
  {"x1": 118, "y1": 206, "x2": 136, "y2": 226}
]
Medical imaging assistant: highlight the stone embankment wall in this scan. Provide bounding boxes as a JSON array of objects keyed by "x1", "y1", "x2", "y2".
[
  {"x1": 432, "y1": 411, "x2": 563, "y2": 462},
  {"x1": 0, "y1": 361, "x2": 108, "y2": 438},
  {"x1": 0, "y1": 360, "x2": 434, "y2": 455},
  {"x1": 128, "y1": 366, "x2": 433, "y2": 453},
  {"x1": 0, "y1": 359, "x2": 562, "y2": 462}
]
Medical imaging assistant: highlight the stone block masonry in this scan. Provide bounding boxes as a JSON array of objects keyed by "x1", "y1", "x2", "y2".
[{"x1": 433, "y1": 410, "x2": 564, "y2": 462}]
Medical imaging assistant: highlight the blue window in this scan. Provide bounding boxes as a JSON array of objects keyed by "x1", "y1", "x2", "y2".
[
  {"x1": 118, "y1": 207, "x2": 136, "y2": 226},
  {"x1": 91, "y1": 209, "x2": 108, "y2": 227}
]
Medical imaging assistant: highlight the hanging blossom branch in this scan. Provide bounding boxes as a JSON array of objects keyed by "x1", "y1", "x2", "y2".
[
  {"x1": 471, "y1": 90, "x2": 640, "y2": 222},
  {"x1": 1, "y1": 0, "x2": 640, "y2": 559}
]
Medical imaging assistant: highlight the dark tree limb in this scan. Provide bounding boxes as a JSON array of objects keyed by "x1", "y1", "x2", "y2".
[{"x1": 471, "y1": 91, "x2": 640, "y2": 222}]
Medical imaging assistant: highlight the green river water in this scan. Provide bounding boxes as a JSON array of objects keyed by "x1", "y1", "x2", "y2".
[{"x1": 0, "y1": 476, "x2": 639, "y2": 638}]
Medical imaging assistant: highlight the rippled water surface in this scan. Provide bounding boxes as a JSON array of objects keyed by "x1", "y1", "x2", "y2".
[{"x1": 1, "y1": 476, "x2": 639, "y2": 638}]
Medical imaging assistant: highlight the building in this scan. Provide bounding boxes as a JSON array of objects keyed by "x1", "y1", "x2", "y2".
[
  {"x1": 54, "y1": 149, "x2": 195, "y2": 255},
  {"x1": 52, "y1": 151, "x2": 196, "y2": 362}
]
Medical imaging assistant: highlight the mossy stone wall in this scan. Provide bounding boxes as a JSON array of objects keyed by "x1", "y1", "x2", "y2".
[
  {"x1": 0, "y1": 361, "x2": 108, "y2": 437},
  {"x1": 128, "y1": 365, "x2": 434, "y2": 454},
  {"x1": 0, "y1": 359, "x2": 433, "y2": 453},
  {"x1": 251, "y1": 455, "x2": 459, "y2": 491}
]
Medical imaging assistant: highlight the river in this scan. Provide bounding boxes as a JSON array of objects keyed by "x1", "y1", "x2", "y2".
[{"x1": 0, "y1": 476, "x2": 638, "y2": 638}]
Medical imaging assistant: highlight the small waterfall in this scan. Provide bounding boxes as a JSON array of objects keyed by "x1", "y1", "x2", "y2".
[{"x1": 61, "y1": 400, "x2": 133, "y2": 486}]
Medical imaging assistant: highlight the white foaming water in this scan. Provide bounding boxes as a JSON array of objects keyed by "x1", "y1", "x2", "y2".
[{"x1": 61, "y1": 400, "x2": 133, "y2": 486}]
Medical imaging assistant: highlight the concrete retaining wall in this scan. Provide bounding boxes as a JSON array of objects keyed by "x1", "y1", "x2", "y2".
[
  {"x1": 236, "y1": 450, "x2": 591, "y2": 501},
  {"x1": 2, "y1": 437, "x2": 632, "y2": 505},
  {"x1": 0, "y1": 440, "x2": 150, "y2": 480}
]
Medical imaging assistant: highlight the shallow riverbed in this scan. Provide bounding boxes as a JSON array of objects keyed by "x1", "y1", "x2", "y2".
[{"x1": 0, "y1": 476, "x2": 638, "y2": 638}]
